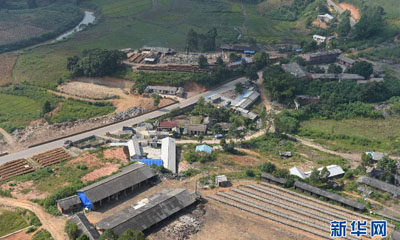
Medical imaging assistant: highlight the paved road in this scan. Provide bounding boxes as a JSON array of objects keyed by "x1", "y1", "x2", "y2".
[{"x1": 0, "y1": 77, "x2": 247, "y2": 164}]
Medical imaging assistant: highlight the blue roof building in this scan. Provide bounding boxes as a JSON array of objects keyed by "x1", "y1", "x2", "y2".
[{"x1": 196, "y1": 144, "x2": 213, "y2": 154}]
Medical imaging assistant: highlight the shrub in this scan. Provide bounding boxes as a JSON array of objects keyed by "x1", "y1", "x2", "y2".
[
  {"x1": 245, "y1": 169, "x2": 255, "y2": 177},
  {"x1": 260, "y1": 162, "x2": 276, "y2": 173},
  {"x1": 26, "y1": 226, "x2": 37, "y2": 233},
  {"x1": 65, "y1": 220, "x2": 79, "y2": 240}
]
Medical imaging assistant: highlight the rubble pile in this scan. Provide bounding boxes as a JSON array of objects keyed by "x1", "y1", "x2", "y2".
[
  {"x1": 162, "y1": 211, "x2": 204, "y2": 240},
  {"x1": 11, "y1": 107, "x2": 147, "y2": 149}
]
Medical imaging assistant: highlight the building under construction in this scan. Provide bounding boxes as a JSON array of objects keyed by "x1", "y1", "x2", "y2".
[{"x1": 95, "y1": 188, "x2": 198, "y2": 235}]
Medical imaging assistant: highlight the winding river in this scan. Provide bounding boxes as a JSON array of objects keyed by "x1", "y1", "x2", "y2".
[{"x1": 54, "y1": 11, "x2": 95, "y2": 42}]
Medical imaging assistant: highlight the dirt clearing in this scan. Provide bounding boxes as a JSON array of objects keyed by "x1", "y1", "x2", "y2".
[
  {"x1": 111, "y1": 94, "x2": 174, "y2": 113},
  {"x1": 339, "y1": 3, "x2": 360, "y2": 20},
  {"x1": 0, "y1": 181, "x2": 49, "y2": 200},
  {"x1": 312, "y1": 19, "x2": 328, "y2": 29},
  {"x1": 184, "y1": 82, "x2": 206, "y2": 98},
  {"x1": 81, "y1": 163, "x2": 120, "y2": 182},
  {"x1": 2, "y1": 229, "x2": 32, "y2": 240},
  {"x1": 58, "y1": 81, "x2": 125, "y2": 100},
  {"x1": 0, "y1": 53, "x2": 18, "y2": 87}
]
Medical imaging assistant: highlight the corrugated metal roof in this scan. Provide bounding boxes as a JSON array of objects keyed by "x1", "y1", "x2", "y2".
[
  {"x1": 196, "y1": 144, "x2": 213, "y2": 154},
  {"x1": 96, "y1": 189, "x2": 197, "y2": 235},
  {"x1": 70, "y1": 213, "x2": 100, "y2": 240},
  {"x1": 261, "y1": 172, "x2": 287, "y2": 185},
  {"x1": 290, "y1": 167, "x2": 308, "y2": 179},
  {"x1": 294, "y1": 181, "x2": 365, "y2": 210},
  {"x1": 77, "y1": 163, "x2": 157, "y2": 203},
  {"x1": 357, "y1": 176, "x2": 400, "y2": 196},
  {"x1": 56, "y1": 195, "x2": 81, "y2": 210}
]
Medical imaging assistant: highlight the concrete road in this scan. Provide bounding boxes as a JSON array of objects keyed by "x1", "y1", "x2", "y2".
[{"x1": 0, "y1": 77, "x2": 247, "y2": 164}]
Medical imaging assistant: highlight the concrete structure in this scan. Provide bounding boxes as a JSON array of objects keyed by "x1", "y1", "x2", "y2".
[
  {"x1": 95, "y1": 188, "x2": 198, "y2": 235},
  {"x1": 311, "y1": 73, "x2": 364, "y2": 81},
  {"x1": 357, "y1": 176, "x2": 400, "y2": 198},
  {"x1": 365, "y1": 152, "x2": 387, "y2": 162},
  {"x1": 183, "y1": 124, "x2": 207, "y2": 136},
  {"x1": 215, "y1": 175, "x2": 230, "y2": 187},
  {"x1": 70, "y1": 213, "x2": 100, "y2": 240},
  {"x1": 56, "y1": 195, "x2": 82, "y2": 213},
  {"x1": 235, "y1": 107, "x2": 258, "y2": 120},
  {"x1": 109, "y1": 138, "x2": 143, "y2": 159},
  {"x1": 313, "y1": 35, "x2": 327, "y2": 43},
  {"x1": 161, "y1": 137, "x2": 177, "y2": 173},
  {"x1": 196, "y1": 144, "x2": 213, "y2": 154},
  {"x1": 317, "y1": 13, "x2": 334, "y2": 22},
  {"x1": 301, "y1": 49, "x2": 341, "y2": 64},
  {"x1": 144, "y1": 86, "x2": 184, "y2": 97},
  {"x1": 337, "y1": 55, "x2": 356, "y2": 67},
  {"x1": 281, "y1": 62, "x2": 308, "y2": 78},
  {"x1": 77, "y1": 163, "x2": 157, "y2": 210}
]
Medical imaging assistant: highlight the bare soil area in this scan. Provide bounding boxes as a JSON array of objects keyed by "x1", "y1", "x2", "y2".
[
  {"x1": 76, "y1": 77, "x2": 134, "y2": 89},
  {"x1": 184, "y1": 82, "x2": 206, "y2": 98},
  {"x1": 312, "y1": 19, "x2": 328, "y2": 29},
  {"x1": 67, "y1": 153, "x2": 100, "y2": 168},
  {"x1": 2, "y1": 229, "x2": 32, "y2": 240},
  {"x1": 0, "y1": 53, "x2": 18, "y2": 87},
  {"x1": 103, "y1": 147, "x2": 128, "y2": 161},
  {"x1": 58, "y1": 81, "x2": 127, "y2": 100},
  {"x1": 81, "y1": 163, "x2": 119, "y2": 182},
  {"x1": 111, "y1": 94, "x2": 174, "y2": 113},
  {"x1": 0, "y1": 181, "x2": 49, "y2": 200},
  {"x1": 339, "y1": 3, "x2": 360, "y2": 20}
]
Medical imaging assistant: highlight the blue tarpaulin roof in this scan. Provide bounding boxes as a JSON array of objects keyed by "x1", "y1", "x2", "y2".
[
  {"x1": 244, "y1": 50, "x2": 256, "y2": 54},
  {"x1": 196, "y1": 144, "x2": 213, "y2": 154},
  {"x1": 133, "y1": 158, "x2": 164, "y2": 167},
  {"x1": 77, "y1": 192, "x2": 93, "y2": 210}
]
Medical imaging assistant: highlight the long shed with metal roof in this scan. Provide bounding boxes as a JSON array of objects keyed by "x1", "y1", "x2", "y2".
[{"x1": 96, "y1": 188, "x2": 197, "y2": 235}]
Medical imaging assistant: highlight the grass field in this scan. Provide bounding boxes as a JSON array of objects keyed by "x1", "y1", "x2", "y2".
[
  {"x1": 32, "y1": 229, "x2": 53, "y2": 240},
  {"x1": 0, "y1": 209, "x2": 29, "y2": 237},
  {"x1": 299, "y1": 117, "x2": 400, "y2": 153},
  {"x1": 49, "y1": 99, "x2": 115, "y2": 123},
  {"x1": 0, "y1": 53, "x2": 18, "y2": 87},
  {"x1": 0, "y1": 1, "x2": 82, "y2": 51}
]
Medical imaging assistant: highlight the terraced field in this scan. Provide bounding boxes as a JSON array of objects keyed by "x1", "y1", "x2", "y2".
[
  {"x1": 207, "y1": 182, "x2": 394, "y2": 240},
  {"x1": 32, "y1": 148, "x2": 71, "y2": 167},
  {"x1": 0, "y1": 159, "x2": 34, "y2": 181}
]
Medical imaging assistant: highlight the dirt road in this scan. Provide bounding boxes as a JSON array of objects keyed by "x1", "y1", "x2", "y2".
[
  {"x1": 0, "y1": 128, "x2": 16, "y2": 149},
  {"x1": 0, "y1": 197, "x2": 67, "y2": 240}
]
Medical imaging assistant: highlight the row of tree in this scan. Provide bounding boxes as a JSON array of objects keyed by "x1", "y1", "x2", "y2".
[{"x1": 186, "y1": 28, "x2": 218, "y2": 52}]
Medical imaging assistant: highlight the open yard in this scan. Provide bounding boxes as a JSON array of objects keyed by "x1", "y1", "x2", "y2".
[{"x1": 299, "y1": 117, "x2": 400, "y2": 154}]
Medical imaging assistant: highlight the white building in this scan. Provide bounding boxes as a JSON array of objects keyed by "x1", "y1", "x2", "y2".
[
  {"x1": 110, "y1": 138, "x2": 143, "y2": 159},
  {"x1": 317, "y1": 13, "x2": 334, "y2": 23},
  {"x1": 290, "y1": 165, "x2": 344, "y2": 179},
  {"x1": 161, "y1": 137, "x2": 177, "y2": 173},
  {"x1": 313, "y1": 35, "x2": 327, "y2": 43}
]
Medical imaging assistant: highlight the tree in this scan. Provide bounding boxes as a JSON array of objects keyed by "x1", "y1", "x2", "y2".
[
  {"x1": 216, "y1": 56, "x2": 224, "y2": 66},
  {"x1": 348, "y1": 61, "x2": 373, "y2": 79},
  {"x1": 77, "y1": 235, "x2": 90, "y2": 240},
  {"x1": 309, "y1": 168, "x2": 320, "y2": 184},
  {"x1": 151, "y1": 94, "x2": 161, "y2": 108},
  {"x1": 274, "y1": 112, "x2": 300, "y2": 134},
  {"x1": 65, "y1": 220, "x2": 79, "y2": 240},
  {"x1": 235, "y1": 82, "x2": 244, "y2": 94},
  {"x1": 246, "y1": 65, "x2": 259, "y2": 82},
  {"x1": 337, "y1": 11, "x2": 351, "y2": 38},
  {"x1": 261, "y1": 162, "x2": 276, "y2": 173},
  {"x1": 361, "y1": 152, "x2": 373, "y2": 168},
  {"x1": 229, "y1": 52, "x2": 240, "y2": 62},
  {"x1": 198, "y1": 28, "x2": 217, "y2": 51},
  {"x1": 186, "y1": 29, "x2": 198, "y2": 52},
  {"x1": 27, "y1": 0, "x2": 37, "y2": 8},
  {"x1": 197, "y1": 133, "x2": 204, "y2": 143},
  {"x1": 198, "y1": 55, "x2": 208, "y2": 69},
  {"x1": 67, "y1": 49, "x2": 126, "y2": 77},
  {"x1": 118, "y1": 229, "x2": 147, "y2": 240},
  {"x1": 320, "y1": 167, "x2": 330, "y2": 183},
  {"x1": 42, "y1": 100, "x2": 52, "y2": 116},
  {"x1": 99, "y1": 230, "x2": 118, "y2": 240},
  {"x1": 378, "y1": 156, "x2": 397, "y2": 175},
  {"x1": 253, "y1": 51, "x2": 269, "y2": 69},
  {"x1": 327, "y1": 64, "x2": 343, "y2": 74},
  {"x1": 352, "y1": 6, "x2": 385, "y2": 40}
]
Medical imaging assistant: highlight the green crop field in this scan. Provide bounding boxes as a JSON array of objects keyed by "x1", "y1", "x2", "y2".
[
  {"x1": 0, "y1": 209, "x2": 29, "y2": 237},
  {"x1": 0, "y1": 94, "x2": 43, "y2": 132},
  {"x1": 299, "y1": 117, "x2": 400, "y2": 153}
]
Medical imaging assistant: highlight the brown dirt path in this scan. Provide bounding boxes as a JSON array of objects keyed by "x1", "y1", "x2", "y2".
[
  {"x1": 0, "y1": 128, "x2": 16, "y2": 148},
  {"x1": 0, "y1": 197, "x2": 67, "y2": 240},
  {"x1": 339, "y1": 3, "x2": 360, "y2": 20}
]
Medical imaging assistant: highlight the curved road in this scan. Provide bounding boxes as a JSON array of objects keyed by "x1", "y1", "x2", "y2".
[
  {"x1": 0, "y1": 77, "x2": 247, "y2": 165},
  {"x1": 0, "y1": 197, "x2": 67, "y2": 240}
]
